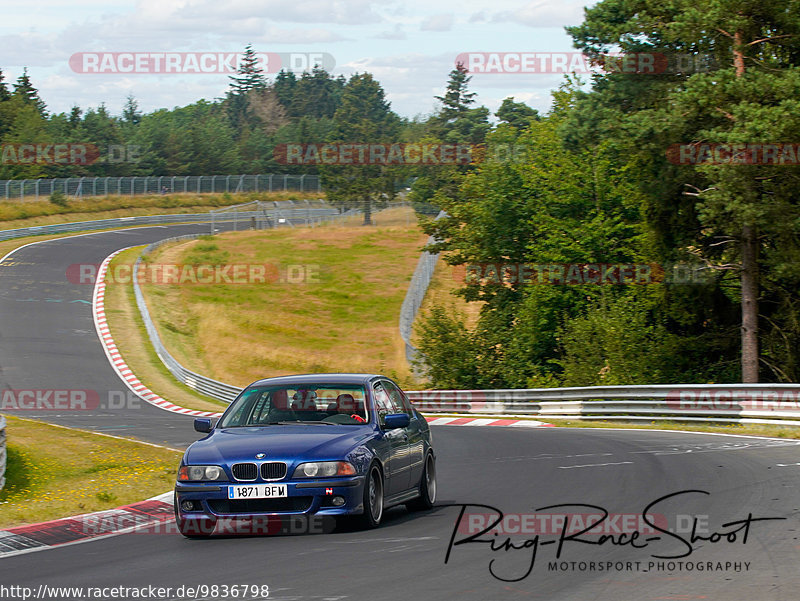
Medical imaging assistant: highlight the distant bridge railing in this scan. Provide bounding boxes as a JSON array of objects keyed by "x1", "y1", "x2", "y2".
[{"x1": 0, "y1": 174, "x2": 321, "y2": 201}]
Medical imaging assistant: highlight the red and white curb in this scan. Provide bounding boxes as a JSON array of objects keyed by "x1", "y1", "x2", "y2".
[
  {"x1": 424, "y1": 416, "x2": 553, "y2": 427},
  {"x1": 0, "y1": 493, "x2": 175, "y2": 558},
  {"x1": 92, "y1": 249, "x2": 552, "y2": 428},
  {"x1": 92, "y1": 249, "x2": 222, "y2": 418}
]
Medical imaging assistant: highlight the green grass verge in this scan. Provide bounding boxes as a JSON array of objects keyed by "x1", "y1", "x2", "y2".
[{"x1": 0, "y1": 415, "x2": 181, "y2": 528}]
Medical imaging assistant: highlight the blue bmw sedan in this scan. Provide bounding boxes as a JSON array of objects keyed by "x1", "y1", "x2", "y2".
[{"x1": 174, "y1": 373, "x2": 436, "y2": 537}]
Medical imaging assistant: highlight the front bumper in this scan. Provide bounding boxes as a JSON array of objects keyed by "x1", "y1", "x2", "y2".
[{"x1": 174, "y1": 476, "x2": 365, "y2": 534}]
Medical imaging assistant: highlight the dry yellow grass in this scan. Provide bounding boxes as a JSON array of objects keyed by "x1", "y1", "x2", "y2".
[
  {"x1": 103, "y1": 248, "x2": 229, "y2": 412},
  {"x1": 141, "y1": 206, "x2": 427, "y2": 388}
]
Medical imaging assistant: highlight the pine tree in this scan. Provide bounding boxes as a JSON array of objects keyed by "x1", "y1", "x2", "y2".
[
  {"x1": 68, "y1": 105, "x2": 82, "y2": 126},
  {"x1": 567, "y1": 0, "x2": 800, "y2": 382},
  {"x1": 496, "y1": 98, "x2": 539, "y2": 130},
  {"x1": 433, "y1": 63, "x2": 476, "y2": 124},
  {"x1": 321, "y1": 73, "x2": 401, "y2": 225},
  {"x1": 274, "y1": 70, "x2": 297, "y2": 114},
  {"x1": 12, "y1": 68, "x2": 46, "y2": 115},
  {"x1": 122, "y1": 94, "x2": 142, "y2": 126},
  {"x1": 228, "y1": 44, "x2": 267, "y2": 96},
  {"x1": 0, "y1": 69, "x2": 10, "y2": 102}
]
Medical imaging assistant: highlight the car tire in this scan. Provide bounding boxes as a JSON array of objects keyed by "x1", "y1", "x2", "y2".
[
  {"x1": 357, "y1": 464, "x2": 384, "y2": 529},
  {"x1": 174, "y1": 493, "x2": 215, "y2": 538},
  {"x1": 407, "y1": 453, "x2": 436, "y2": 511}
]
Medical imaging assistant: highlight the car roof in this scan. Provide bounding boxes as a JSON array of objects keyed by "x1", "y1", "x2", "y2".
[{"x1": 246, "y1": 373, "x2": 386, "y2": 388}]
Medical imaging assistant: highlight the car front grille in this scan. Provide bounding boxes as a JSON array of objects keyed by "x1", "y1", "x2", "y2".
[
  {"x1": 260, "y1": 462, "x2": 287, "y2": 480},
  {"x1": 231, "y1": 463, "x2": 258, "y2": 481},
  {"x1": 208, "y1": 497, "x2": 313, "y2": 514}
]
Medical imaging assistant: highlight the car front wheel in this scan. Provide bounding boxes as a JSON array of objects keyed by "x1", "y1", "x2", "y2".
[{"x1": 358, "y1": 464, "x2": 384, "y2": 529}]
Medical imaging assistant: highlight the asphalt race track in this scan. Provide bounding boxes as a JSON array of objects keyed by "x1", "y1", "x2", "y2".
[
  {"x1": 2, "y1": 224, "x2": 800, "y2": 600},
  {"x1": 0, "y1": 223, "x2": 238, "y2": 447}
]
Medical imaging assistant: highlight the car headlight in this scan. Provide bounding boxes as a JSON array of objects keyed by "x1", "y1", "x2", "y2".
[
  {"x1": 293, "y1": 461, "x2": 356, "y2": 478},
  {"x1": 178, "y1": 465, "x2": 227, "y2": 482}
]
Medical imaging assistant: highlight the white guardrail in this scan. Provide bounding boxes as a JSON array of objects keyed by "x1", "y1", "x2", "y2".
[
  {"x1": 0, "y1": 414, "x2": 6, "y2": 490},
  {"x1": 405, "y1": 386, "x2": 800, "y2": 426},
  {"x1": 398, "y1": 210, "x2": 446, "y2": 364}
]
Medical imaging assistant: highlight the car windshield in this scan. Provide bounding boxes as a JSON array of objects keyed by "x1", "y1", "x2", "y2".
[{"x1": 218, "y1": 384, "x2": 369, "y2": 427}]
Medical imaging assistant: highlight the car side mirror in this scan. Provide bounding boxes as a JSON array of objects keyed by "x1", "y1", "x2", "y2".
[
  {"x1": 194, "y1": 418, "x2": 213, "y2": 433},
  {"x1": 383, "y1": 413, "x2": 410, "y2": 429}
]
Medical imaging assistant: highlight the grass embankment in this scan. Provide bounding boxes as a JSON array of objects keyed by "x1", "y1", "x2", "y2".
[
  {"x1": 0, "y1": 191, "x2": 322, "y2": 230},
  {"x1": 0, "y1": 416, "x2": 181, "y2": 528},
  {"x1": 103, "y1": 248, "x2": 229, "y2": 413},
  {"x1": 132, "y1": 206, "x2": 426, "y2": 389}
]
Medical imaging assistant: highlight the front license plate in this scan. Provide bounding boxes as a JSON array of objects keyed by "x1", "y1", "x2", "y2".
[{"x1": 228, "y1": 484, "x2": 288, "y2": 499}]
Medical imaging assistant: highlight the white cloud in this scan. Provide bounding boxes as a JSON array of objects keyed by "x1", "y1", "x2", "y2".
[
  {"x1": 420, "y1": 14, "x2": 454, "y2": 32},
  {"x1": 491, "y1": 0, "x2": 587, "y2": 28},
  {"x1": 375, "y1": 24, "x2": 406, "y2": 40}
]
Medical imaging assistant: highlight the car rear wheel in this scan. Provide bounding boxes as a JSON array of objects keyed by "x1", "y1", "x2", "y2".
[
  {"x1": 357, "y1": 464, "x2": 384, "y2": 529},
  {"x1": 407, "y1": 453, "x2": 436, "y2": 511}
]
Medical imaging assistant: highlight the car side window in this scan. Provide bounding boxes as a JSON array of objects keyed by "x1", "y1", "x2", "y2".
[
  {"x1": 373, "y1": 383, "x2": 393, "y2": 425},
  {"x1": 381, "y1": 380, "x2": 408, "y2": 415}
]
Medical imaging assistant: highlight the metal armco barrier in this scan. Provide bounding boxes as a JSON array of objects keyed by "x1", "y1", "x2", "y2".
[
  {"x1": 404, "y1": 385, "x2": 800, "y2": 425},
  {"x1": 0, "y1": 202, "x2": 338, "y2": 243},
  {"x1": 398, "y1": 210, "x2": 446, "y2": 364},
  {"x1": 133, "y1": 235, "x2": 243, "y2": 404},
  {"x1": 0, "y1": 414, "x2": 6, "y2": 490}
]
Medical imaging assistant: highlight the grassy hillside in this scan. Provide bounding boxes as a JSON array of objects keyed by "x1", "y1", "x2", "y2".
[{"x1": 140, "y1": 206, "x2": 426, "y2": 387}]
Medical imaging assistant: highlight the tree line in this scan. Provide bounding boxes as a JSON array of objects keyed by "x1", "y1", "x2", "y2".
[{"x1": 416, "y1": 0, "x2": 800, "y2": 387}]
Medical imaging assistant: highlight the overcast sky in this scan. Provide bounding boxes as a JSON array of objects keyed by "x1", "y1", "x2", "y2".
[{"x1": 0, "y1": 0, "x2": 597, "y2": 120}]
